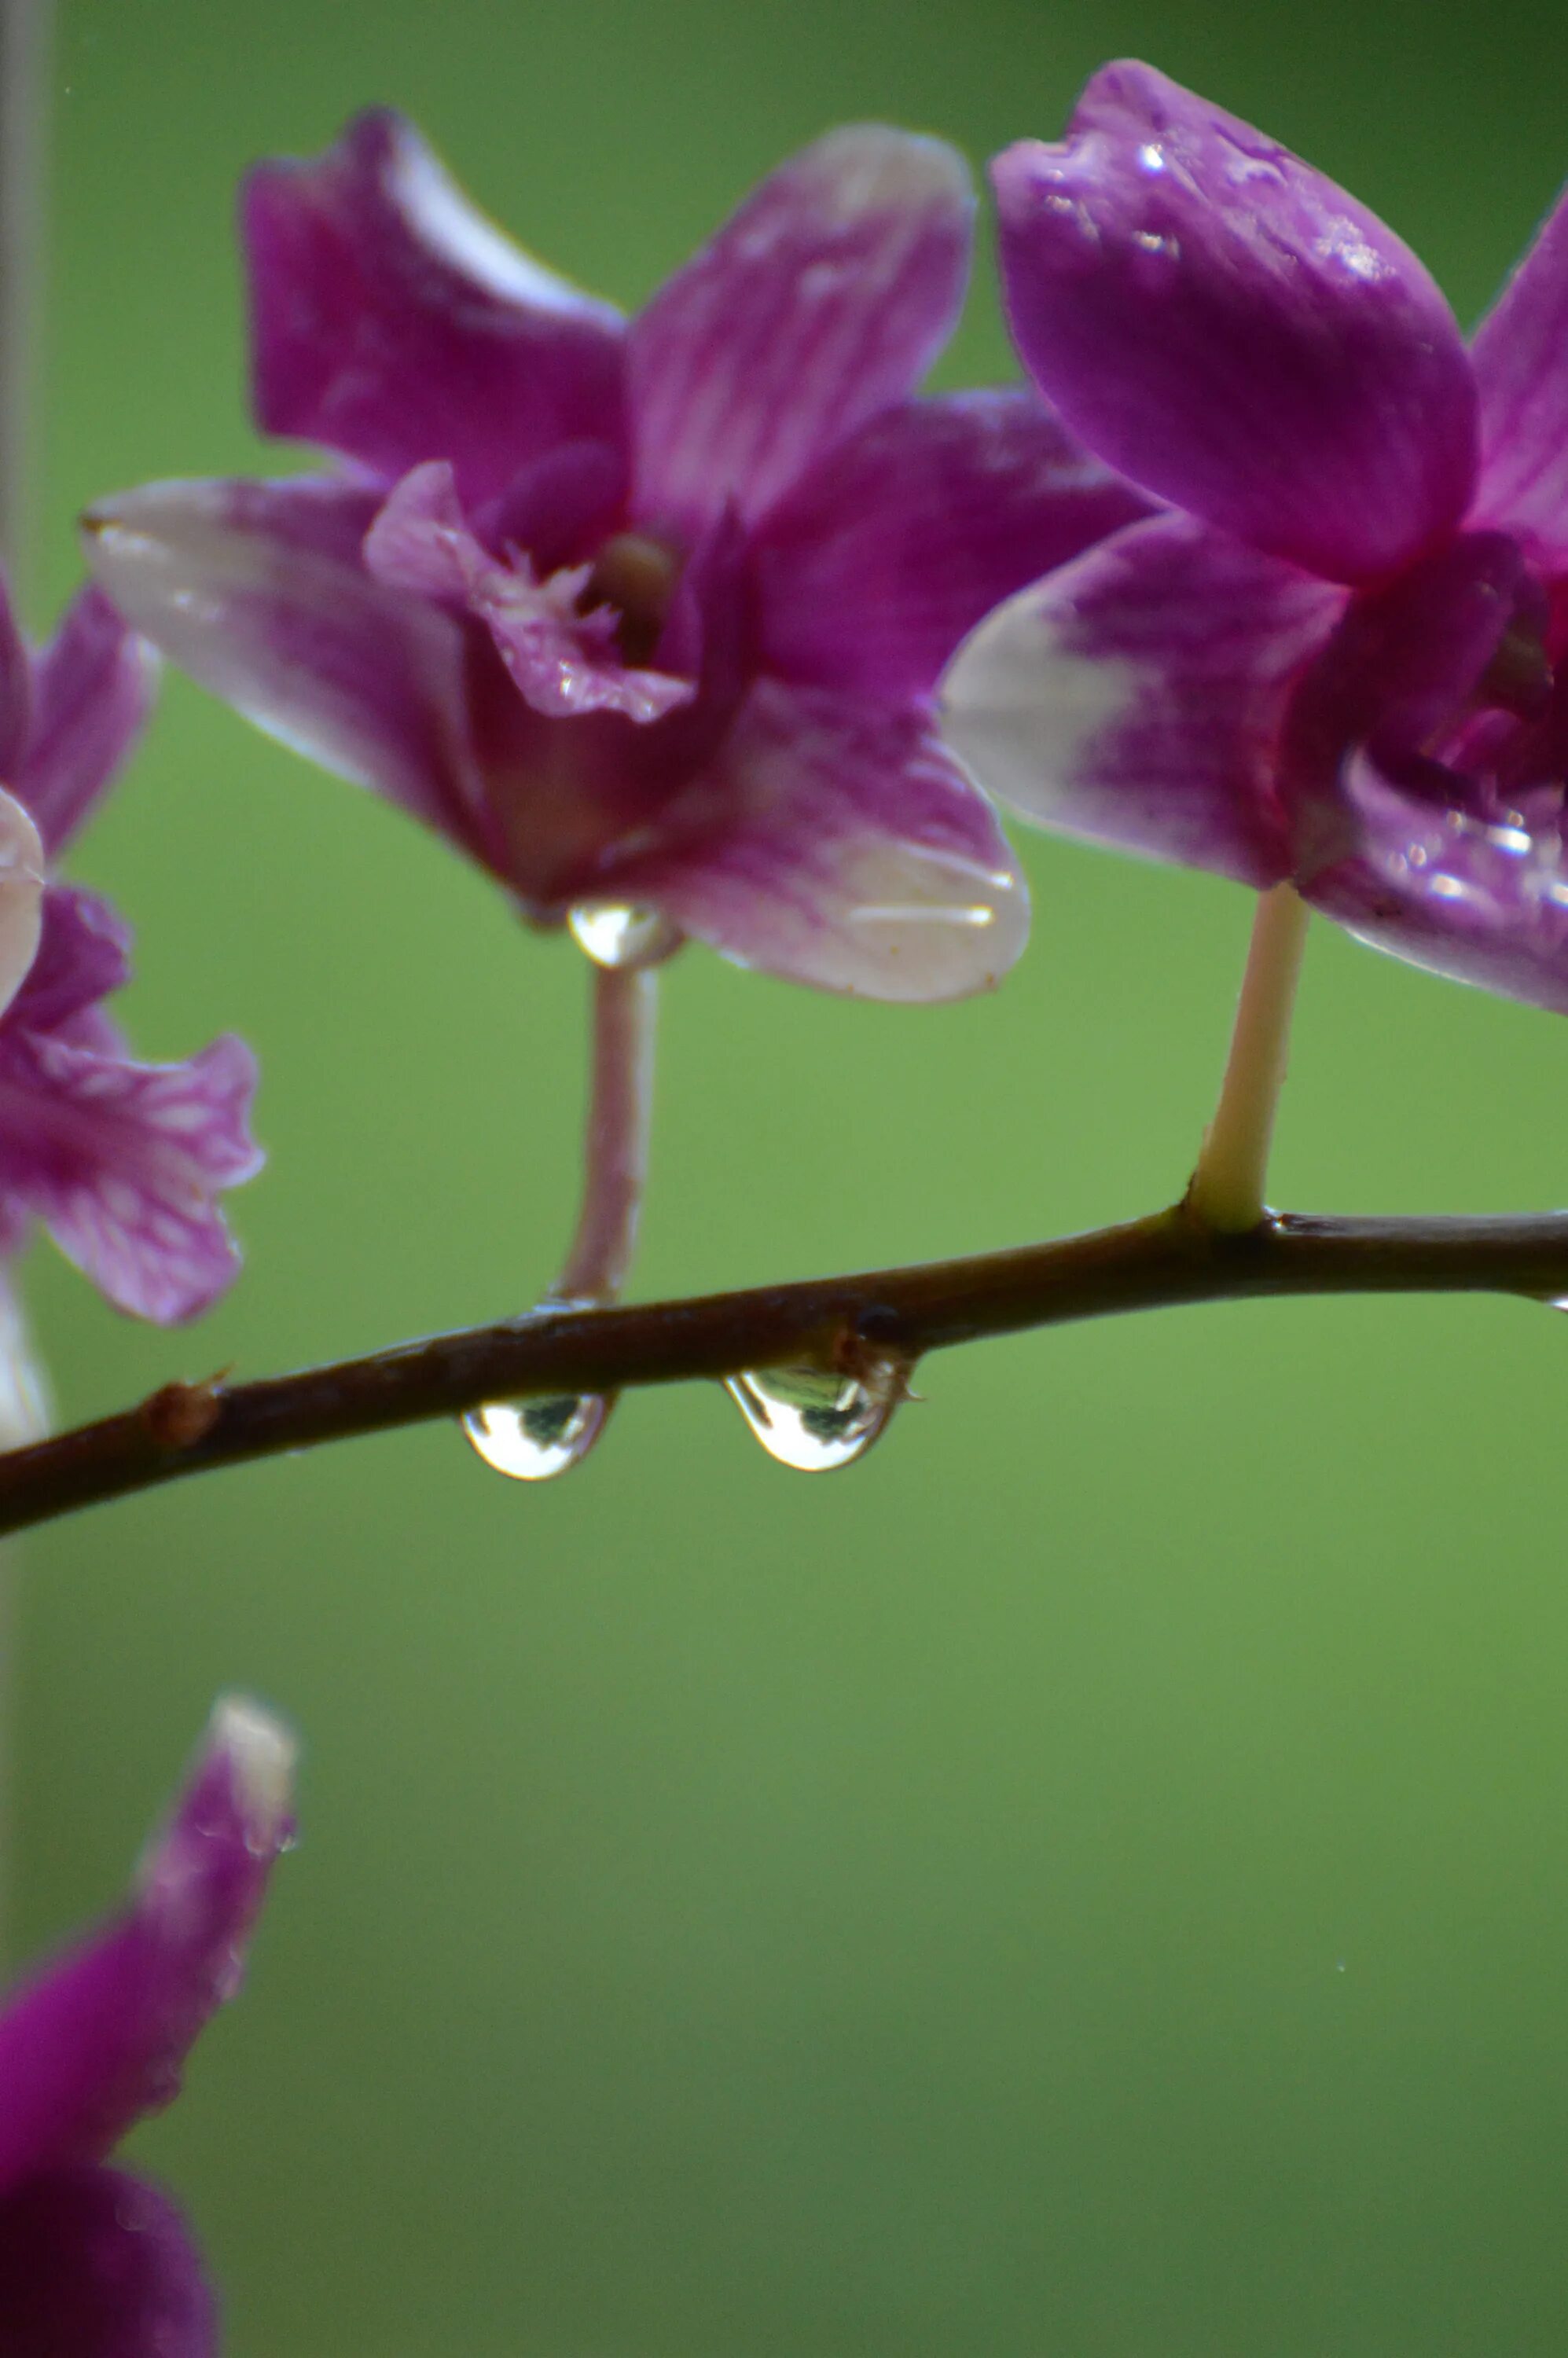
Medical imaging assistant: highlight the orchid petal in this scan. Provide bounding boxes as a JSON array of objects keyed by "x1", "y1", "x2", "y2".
[
  {"x1": 0, "y1": 1699, "x2": 294, "y2": 2191},
  {"x1": 8, "y1": 885, "x2": 131, "y2": 1035},
  {"x1": 476, "y1": 439, "x2": 629, "y2": 574},
  {"x1": 629, "y1": 127, "x2": 972, "y2": 538},
  {"x1": 992, "y1": 61, "x2": 1478, "y2": 583},
  {"x1": 942, "y1": 512, "x2": 1342, "y2": 886},
  {"x1": 0, "y1": 1017, "x2": 263, "y2": 1324},
  {"x1": 1470, "y1": 179, "x2": 1568, "y2": 569},
  {"x1": 0, "y1": 787, "x2": 45, "y2": 1020},
  {"x1": 244, "y1": 108, "x2": 626, "y2": 506},
  {"x1": 365, "y1": 462, "x2": 693, "y2": 723},
  {"x1": 0, "y1": 2166, "x2": 216, "y2": 2358},
  {"x1": 755, "y1": 387, "x2": 1151, "y2": 701},
  {"x1": 82, "y1": 477, "x2": 499, "y2": 868},
  {"x1": 1280, "y1": 531, "x2": 1527, "y2": 834},
  {"x1": 604, "y1": 679, "x2": 1028, "y2": 1000},
  {"x1": 22, "y1": 589, "x2": 157, "y2": 858},
  {"x1": 1298, "y1": 757, "x2": 1568, "y2": 1013}
]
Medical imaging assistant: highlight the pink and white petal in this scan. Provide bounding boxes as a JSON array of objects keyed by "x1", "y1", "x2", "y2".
[
  {"x1": 0, "y1": 788, "x2": 44, "y2": 1021},
  {"x1": 1470, "y1": 179, "x2": 1568, "y2": 569},
  {"x1": 365, "y1": 463, "x2": 692, "y2": 723},
  {"x1": 993, "y1": 62, "x2": 1478, "y2": 584},
  {"x1": 82, "y1": 476, "x2": 500, "y2": 869},
  {"x1": 0, "y1": 566, "x2": 31, "y2": 780},
  {"x1": 754, "y1": 387, "x2": 1152, "y2": 700},
  {"x1": 22, "y1": 588, "x2": 157, "y2": 857},
  {"x1": 0, "y1": 1699, "x2": 294, "y2": 2191},
  {"x1": 1298, "y1": 756, "x2": 1568, "y2": 1014},
  {"x1": 604, "y1": 680, "x2": 1028, "y2": 1001},
  {"x1": 244, "y1": 108, "x2": 626, "y2": 508},
  {"x1": 629, "y1": 127, "x2": 972, "y2": 540},
  {"x1": 0, "y1": 2167, "x2": 216, "y2": 2358},
  {"x1": 0, "y1": 1026, "x2": 263, "y2": 1324},
  {"x1": 941, "y1": 512, "x2": 1342, "y2": 886},
  {"x1": 8, "y1": 885, "x2": 131, "y2": 1035}
]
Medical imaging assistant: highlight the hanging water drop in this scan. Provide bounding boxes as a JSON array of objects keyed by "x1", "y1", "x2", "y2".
[
  {"x1": 462, "y1": 1393, "x2": 609, "y2": 1481},
  {"x1": 724, "y1": 1357, "x2": 905, "y2": 1472},
  {"x1": 568, "y1": 902, "x2": 680, "y2": 970}
]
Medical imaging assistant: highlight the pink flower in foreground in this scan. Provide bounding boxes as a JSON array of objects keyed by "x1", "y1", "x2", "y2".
[
  {"x1": 84, "y1": 111, "x2": 1148, "y2": 1000},
  {"x1": 944, "y1": 62, "x2": 1568, "y2": 1013},
  {"x1": 0, "y1": 1699, "x2": 295, "y2": 2356},
  {"x1": 0, "y1": 583, "x2": 261, "y2": 1335}
]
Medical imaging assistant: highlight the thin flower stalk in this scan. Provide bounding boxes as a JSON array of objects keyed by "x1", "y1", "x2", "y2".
[
  {"x1": 1188, "y1": 884, "x2": 1310, "y2": 1232},
  {"x1": 554, "y1": 960, "x2": 659, "y2": 1307}
]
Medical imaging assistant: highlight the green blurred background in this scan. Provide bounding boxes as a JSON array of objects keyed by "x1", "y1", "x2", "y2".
[{"x1": 13, "y1": 0, "x2": 1568, "y2": 2349}]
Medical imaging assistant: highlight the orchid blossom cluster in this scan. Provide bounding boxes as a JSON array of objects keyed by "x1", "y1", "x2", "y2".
[{"x1": 3, "y1": 52, "x2": 1568, "y2": 2349}]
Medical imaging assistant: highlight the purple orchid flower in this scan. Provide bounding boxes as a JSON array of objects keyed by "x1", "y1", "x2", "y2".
[
  {"x1": 942, "y1": 61, "x2": 1568, "y2": 1016},
  {"x1": 0, "y1": 582, "x2": 262, "y2": 1342},
  {"x1": 0, "y1": 1696, "x2": 296, "y2": 2356},
  {"x1": 81, "y1": 109, "x2": 1150, "y2": 1001}
]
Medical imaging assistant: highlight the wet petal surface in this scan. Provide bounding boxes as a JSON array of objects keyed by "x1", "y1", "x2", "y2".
[
  {"x1": 993, "y1": 61, "x2": 1478, "y2": 582},
  {"x1": 605, "y1": 678, "x2": 1029, "y2": 1000},
  {"x1": 365, "y1": 462, "x2": 693, "y2": 723}
]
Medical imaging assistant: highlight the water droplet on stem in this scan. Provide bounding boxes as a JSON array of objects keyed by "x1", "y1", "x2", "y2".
[
  {"x1": 462, "y1": 1393, "x2": 610, "y2": 1481},
  {"x1": 724, "y1": 1357, "x2": 905, "y2": 1472},
  {"x1": 569, "y1": 902, "x2": 680, "y2": 970}
]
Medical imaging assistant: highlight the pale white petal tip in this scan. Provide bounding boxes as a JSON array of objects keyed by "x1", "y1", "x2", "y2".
[
  {"x1": 801, "y1": 124, "x2": 971, "y2": 218},
  {"x1": 207, "y1": 1693, "x2": 297, "y2": 1843},
  {"x1": 0, "y1": 1284, "x2": 50, "y2": 1452},
  {"x1": 0, "y1": 787, "x2": 46, "y2": 1021},
  {"x1": 939, "y1": 582, "x2": 1137, "y2": 827}
]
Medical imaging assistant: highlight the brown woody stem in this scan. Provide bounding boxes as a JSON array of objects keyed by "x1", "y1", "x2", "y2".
[{"x1": 2, "y1": 1201, "x2": 1566, "y2": 1537}]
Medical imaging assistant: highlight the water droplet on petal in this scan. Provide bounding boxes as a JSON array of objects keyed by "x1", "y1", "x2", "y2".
[
  {"x1": 724, "y1": 1357, "x2": 905, "y2": 1472},
  {"x1": 568, "y1": 902, "x2": 680, "y2": 969},
  {"x1": 462, "y1": 1393, "x2": 610, "y2": 1480}
]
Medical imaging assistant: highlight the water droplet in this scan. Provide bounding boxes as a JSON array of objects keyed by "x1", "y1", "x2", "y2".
[
  {"x1": 462, "y1": 1393, "x2": 610, "y2": 1480},
  {"x1": 724, "y1": 1357, "x2": 905, "y2": 1472},
  {"x1": 568, "y1": 902, "x2": 679, "y2": 969}
]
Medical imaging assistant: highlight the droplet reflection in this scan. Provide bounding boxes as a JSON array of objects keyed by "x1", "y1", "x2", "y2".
[
  {"x1": 568, "y1": 902, "x2": 679, "y2": 969},
  {"x1": 724, "y1": 1357, "x2": 905, "y2": 1472},
  {"x1": 462, "y1": 1393, "x2": 609, "y2": 1481}
]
